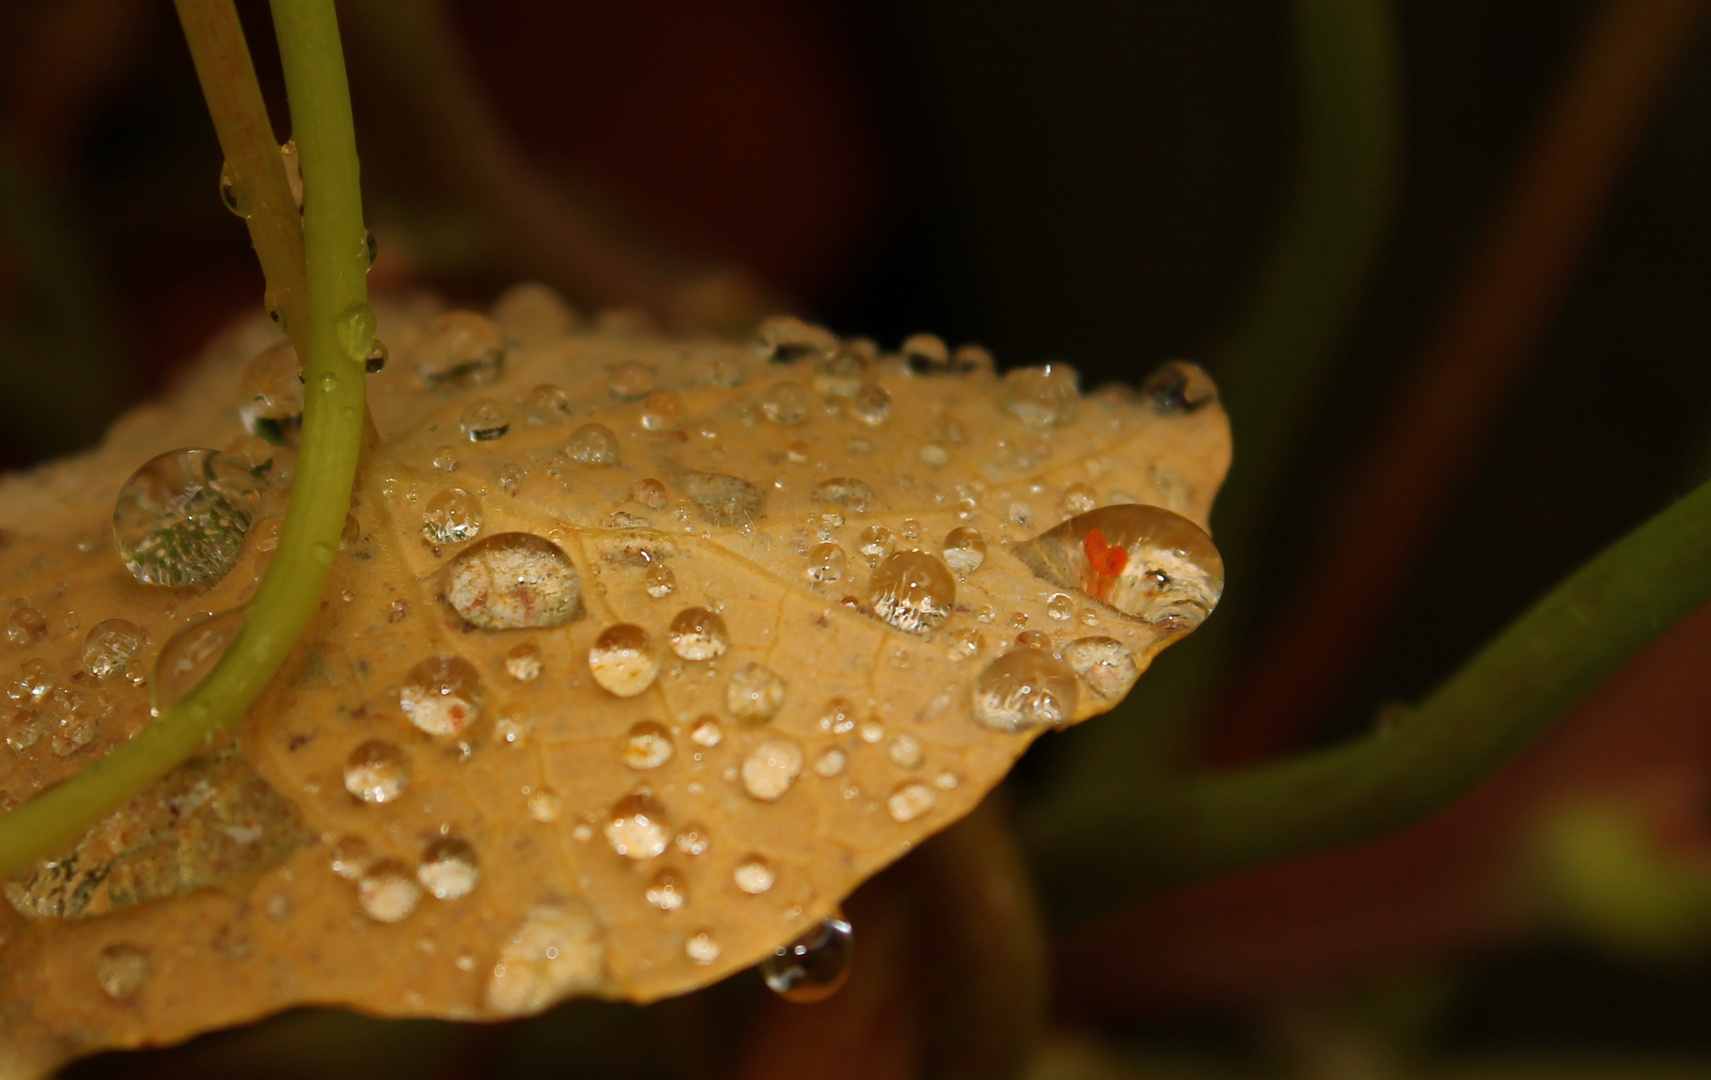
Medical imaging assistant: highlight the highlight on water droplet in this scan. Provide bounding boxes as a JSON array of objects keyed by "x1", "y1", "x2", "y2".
[
  {"x1": 972, "y1": 646, "x2": 1080, "y2": 733},
  {"x1": 866, "y1": 551, "x2": 955, "y2": 634},
  {"x1": 667, "y1": 607, "x2": 728, "y2": 661},
  {"x1": 606, "y1": 792, "x2": 671, "y2": 860},
  {"x1": 761, "y1": 913, "x2": 853, "y2": 1003},
  {"x1": 589, "y1": 624, "x2": 660, "y2": 697},
  {"x1": 445, "y1": 533, "x2": 584, "y2": 629},
  {"x1": 152, "y1": 608, "x2": 245, "y2": 712},
  {"x1": 398, "y1": 653, "x2": 484, "y2": 736},
  {"x1": 421, "y1": 488, "x2": 483, "y2": 544},
  {"x1": 114, "y1": 448, "x2": 261, "y2": 587}
]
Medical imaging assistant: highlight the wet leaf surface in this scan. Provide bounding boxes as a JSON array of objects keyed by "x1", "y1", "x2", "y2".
[{"x1": 0, "y1": 290, "x2": 1227, "y2": 1074}]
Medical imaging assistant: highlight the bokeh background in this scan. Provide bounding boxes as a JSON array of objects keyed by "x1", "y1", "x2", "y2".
[{"x1": 5, "y1": 0, "x2": 1711, "y2": 1076}]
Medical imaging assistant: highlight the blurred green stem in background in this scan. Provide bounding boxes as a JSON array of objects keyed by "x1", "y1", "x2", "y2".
[
  {"x1": 0, "y1": 0, "x2": 369, "y2": 876},
  {"x1": 1026, "y1": 0, "x2": 1400, "y2": 832},
  {"x1": 1037, "y1": 474, "x2": 1711, "y2": 922}
]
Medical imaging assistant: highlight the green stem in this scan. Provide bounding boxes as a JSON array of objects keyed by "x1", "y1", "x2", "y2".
[
  {"x1": 0, "y1": 0, "x2": 368, "y2": 876},
  {"x1": 1035, "y1": 478, "x2": 1711, "y2": 923}
]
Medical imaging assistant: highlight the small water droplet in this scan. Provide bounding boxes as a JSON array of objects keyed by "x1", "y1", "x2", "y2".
[
  {"x1": 681, "y1": 472, "x2": 765, "y2": 526},
  {"x1": 460, "y1": 398, "x2": 511, "y2": 441},
  {"x1": 762, "y1": 381, "x2": 810, "y2": 424},
  {"x1": 902, "y1": 332, "x2": 950, "y2": 373},
  {"x1": 278, "y1": 139, "x2": 303, "y2": 206},
  {"x1": 362, "y1": 230, "x2": 379, "y2": 268},
  {"x1": 359, "y1": 859, "x2": 422, "y2": 922},
  {"x1": 97, "y1": 943, "x2": 152, "y2": 999},
  {"x1": 633, "y1": 478, "x2": 669, "y2": 510},
  {"x1": 866, "y1": 551, "x2": 955, "y2": 634},
  {"x1": 675, "y1": 822, "x2": 712, "y2": 856},
  {"x1": 418, "y1": 837, "x2": 480, "y2": 900},
  {"x1": 757, "y1": 315, "x2": 836, "y2": 363},
  {"x1": 850, "y1": 382, "x2": 892, "y2": 425},
  {"x1": 641, "y1": 390, "x2": 685, "y2": 430},
  {"x1": 733, "y1": 855, "x2": 776, "y2": 894},
  {"x1": 973, "y1": 647, "x2": 1080, "y2": 733},
  {"x1": 623, "y1": 720, "x2": 675, "y2": 769},
  {"x1": 589, "y1": 624, "x2": 659, "y2": 697},
  {"x1": 919, "y1": 442, "x2": 950, "y2": 468},
  {"x1": 445, "y1": 533, "x2": 583, "y2": 629},
  {"x1": 114, "y1": 448, "x2": 260, "y2": 586},
  {"x1": 413, "y1": 311, "x2": 505, "y2": 389},
  {"x1": 1141, "y1": 359, "x2": 1218, "y2": 414},
  {"x1": 329, "y1": 835, "x2": 373, "y2": 880},
  {"x1": 1003, "y1": 363, "x2": 1080, "y2": 425},
  {"x1": 399, "y1": 654, "x2": 484, "y2": 736},
  {"x1": 422, "y1": 488, "x2": 482, "y2": 543},
  {"x1": 606, "y1": 792, "x2": 671, "y2": 859},
  {"x1": 814, "y1": 747, "x2": 848, "y2": 776},
  {"x1": 811, "y1": 477, "x2": 875, "y2": 515},
  {"x1": 609, "y1": 360, "x2": 656, "y2": 401},
  {"x1": 82, "y1": 618, "x2": 145, "y2": 677},
  {"x1": 887, "y1": 781, "x2": 936, "y2": 822},
  {"x1": 506, "y1": 643, "x2": 544, "y2": 681},
  {"x1": 685, "y1": 929, "x2": 722, "y2": 965},
  {"x1": 493, "y1": 282, "x2": 578, "y2": 345},
  {"x1": 1063, "y1": 482, "x2": 1097, "y2": 514},
  {"x1": 856, "y1": 525, "x2": 893, "y2": 567},
  {"x1": 524, "y1": 384, "x2": 575, "y2": 426},
  {"x1": 887, "y1": 735, "x2": 923, "y2": 769},
  {"x1": 238, "y1": 341, "x2": 304, "y2": 442},
  {"x1": 1047, "y1": 593, "x2": 1075, "y2": 621},
  {"x1": 762, "y1": 914, "x2": 853, "y2": 1003},
  {"x1": 432, "y1": 446, "x2": 459, "y2": 472},
  {"x1": 689, "y1": 716, "x2": 723, "y2": 746},
  {"x1": 741, "y1": 738, "x2": 803, "y2": 801},
  {"x1": 6, "y1": 607, "x2": 45, "y2": 646},
  {"x1": 152, "y1": 608, "x2": 244, "y2": 711},
  {"x1": 365, "y1": 339, "x2": 389, "y2": 373},
  {"x1": 644, "y1": 563, "x2": 676, "y2": 598},
  {"x1": 1015, "y1": 629, "x2": 1052, "y2": 649},
  {"x1": 1063, "y1": 636, "x2": 1140, "y2": 699},
  {"x1": 646, "y1": 869, "x2": 688, "y2": 911},
  {"x1": 527, "y1": 786, "x2": 563, "y2": 822},
  {"x1": 218, "y1": 160, "x2": 246, "y2": 217},
  {"x1": 727, "y1": 662, "x2": 786, "y2": 722},
  {"x1": 667, "y1": 607, "x2": 728, "y2": 661},
  {"x1": 566, "y1": 423, "x2": 621, "y2": 465},
  {"x1": 318, "y1": 371, "x2": 339, "y2": 394},
  {"x1": 807, "y1": 541, "x2": 847, "y2": 583},
  {"x1": 335, "y1": 302, "x2": 377, "y2": 364},
  {"x1": 344, "y1": 739, "x2": 410, "y2": 804}
]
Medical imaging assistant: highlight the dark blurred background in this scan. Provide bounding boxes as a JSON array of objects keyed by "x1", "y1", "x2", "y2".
[{"x1": 9, "y1": 0, "x2": 1711, "y2": 1076}]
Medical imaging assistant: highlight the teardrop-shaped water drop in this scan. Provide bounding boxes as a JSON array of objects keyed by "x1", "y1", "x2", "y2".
[{"x1": 761, "y1": 914, "x2": 853, "y2": 1003}]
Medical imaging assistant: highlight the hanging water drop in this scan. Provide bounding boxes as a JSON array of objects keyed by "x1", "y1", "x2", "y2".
[
  {"x1": 761, "y1": 914, "x2": 853, "y2": 1003},
  {"x1": 1011, "y1": 504, "x2": 1224, "y2": 630}
]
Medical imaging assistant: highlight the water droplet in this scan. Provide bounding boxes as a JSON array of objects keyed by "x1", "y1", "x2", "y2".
[
  {"x1": 633, "y1": 478, "x2": 669, "y2": 510},
  {"x1": 589, "y1": 624, "x2": 659, "y2": 697},
  {"x1": 399, "y1": 654, "x2": 484, "y2": 736},
  {"x1": 494, "y1": 282, "x2": 578, "y2": 345},
  {"x1": 742, "y1": 738, "x2": 803, "y2": 801},
  {"x1": 727, "y1": 662, "x2": 786, "y2": 722},
  {"x1": 218, "y1": 159, "x2": 246, "y2": 216},
  {"x1": 1047, "y1": 593, "x2": 1075, "y2": 621},
  {"x1": 919, "y1": 442, "x2": 950, "y2": 468},
  {"x1": 762, "y1": 381, "x2": 810, "y2": 424},
  {"x1": 335, "y1": 302, "x2": 377, "y2": 364},
  {"x1": 460, "y1": 398, "x2": 511, "y2": 441},
  {"x1": 757, "y1": 315, "x2": 836, "y2": 363},
  {"x1": 675, "y1": 822, "x2": 712, "y2": 856},
  {"x1": 936, "y1": 529, "x2": 985, "y2": 580},
  {"x1": 344, "y1": 739, "x2": 410, "y2": 803},
  {"x1": 421, "y1": 488, "x2": 482, "y2": 544},
  {"x1": 608, "y1": 360, "x2": 656, "y2": 401},
  {"x1": 524, "y1": 384, "x2": 575, "y2": 427},
  {"x1": 646, "y1": 869, "x2": 688, "y2": 911},
  {"x1": 814, "y1": 747, "x2": 848, "y2": 776},
  {"x1": 495, "y1": 709, "x2": 532, "y2": 745},
  {"x1": 114, "y1": 448, "x2": 260, "y2": 586},
  {"x1": 856, "y1": 525, "x2": 893, "y2": 567},
  {"x1": 6, "y1": 607, "x2": 45, "y2": 646},
  {"x1": 888, "y1": 735, "x2": 923, "y2": 769},
  {"x1": 888, "y1": 781, "x2": 936, "y2": 822},
  {"x1": 319, "y1": 371, "x2": 339, "y2": 394},
  {"x1": 358, "y1": 859, "x2": 422, "y2": 922},
  {"x1": 1003, "y1": 363, "x2": 1080, "y2": 425},
  {"x1": 1063, "y1": 636, "x2": 1139, "y2": 700},
  {"x1": 733, "y1": 855, "x2": 775, "y2": 894},
  {"x1": 432, "y1": 446, "x2": 459, "y2": 472},
  {"x1": 689, "y1": 716, "x2": 723, "y2": 746},
  {"x1": 1011, "y1": 505, "x2": 1224, "y2": 630},
  {"x1": 486, "y1": 902, "x2": 606, "y2": 1015},
  {"x1": 866, "y1": 551, "x2": 955, "y2": 634},
  {"x1": 97, "y1": 943, "x2": 151, "y2": 999},
  {"x1": 413, "y1": 311, "x2": 505, "y2": 389},
  {"x1": 362, "y1": 230, "x2": 379, "y2": 268},
  {"x1": 445, "y1": 533, "x2": 584, "y2": 629},
  {"x1": 850, "y1": 382, "x2": 892, "y2": 425},
  {"x1": 152, "y1": 608, "x2": 244, "y2": 711},
  {"x1": 1063, "y1": 482, "x2": 1097, "y2": 514},
  {"x1": 328, "y1": 835, "x2": 373, "y2": 880},
  {"x1": 606, "y1": 792, "x2": 670, "y2": 859},
  {"x1": 238, "y1": 341, "x2": 304, "y2": 442},
  {"x1": 902, "y1": 332, "x2": 950, "y2": 373},
  {"x1": 418, "y1": 837, "x2": 480, "y2": 900},
  {"x1": 623, "y1": 720, "x2": 675, "y2": 769},
  {"x1": 810, "y1": 348, "x2": 874, "y2": 397},
  {"x1": 566, "y1": 423, "x2": 620, "y2": 465},
  {"x1": 811, "y1": 477, "x2": 874, "y2": 514},
  {"x1": 82, "y1": 618, "x2": 145, "y2": 678},
  {"x1": 860, "y1": 721, "x2": 886, "y2": 744},
  {"x1": 973, "y1": 647, "x2": 1080, "y2": 733},
  {"x1": 1141, "y1": 359, "x2": 1218, "y2": 414},
  {"x1": 1015, "y1": 629, "x2": 1052, "y2": 649},
  {"x1": 527, "y1": 787, "x2": 563, "y2": 822},
  {"x1": 506, "y1": 643, "x2": 544, "y2": 681},
  {"x1": 667, "y1": 607, "x2": 728, "y2": 661},
  {"x1": 763, "y1": 914, "x2": 853, "y2": 1004},
  {"x1": 681, "y1": 472, "x2": 765, "y2": 526},
  {"x1": 641, "y1": 390, "x2": 685, "y2": 430},
  {"x1": 685, "y1": 929, "x2": 722, "y2": 965},
  {"x1": 365, "y1": 339, "x2": 389, "y2": 373},
  {"x1": 644, "y1": 563, "x2": 676, "y2": 598},
  {"x1": 278, "y1": 139, "x2": 303, "y2": 206},
  {"x1": 807, "y1": 542, "x2": 847, "y2": 583}
]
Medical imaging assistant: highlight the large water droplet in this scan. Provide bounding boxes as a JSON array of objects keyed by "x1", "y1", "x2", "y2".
[
  {"x1": 681, "y1": 472, "x2": 765, "y2": 526},
  {"x1": 358, "y1": 859, "x2": 422, "y2": 922},
  {"x1": 667, "y1": 607, "x2": 728, "y2": 661},
  {"x1": 1011, "y1": 504, "x2": 1224, "y2": 630},
  {"x1": 445, "y1": 533, "x2": 584, "y2": 629},
  {"x1": 866, "y1": 551, "x2": 955, "y2": 634},
  {"x1": 344, "y1": 739, "x2": 410, "y2": 804},
  {"x1": 1063, "y1": 636, "x2": 1139, "y2": 700},
  {"x1": 460, "y1": 398, "x2": 511, "y2": 441},
  {"x1": 972, "y1": 647, "x2": 1080, "y2": 733},
  {"x1": 218, "y1": 160, "x2": 246, "y2": 217},
  {"x1": 733, "y1": 855, "x2": 775, "y2": 894},
  {"x1": 82, "y1": 618, "x2": 146, "y2": 678},
  {"x1": 1003, "y1": 363, "x2": 1080, "y2": 425},
  {"x1": 589, "y1": 624, "x2": 659, "y2": 697},
  {"x1": 567, "y1": 423, "x2": 621, "y2": 465},
  {"x1": 238, "y1": 341, "x2": 304, "y2": 443},
  {"x1": 114, "y1": 448, "x2": 261, "y2": 587},
  {"x1": 606, "y1": 792, "x2": 670, "y2": 859},
  {"x1": 761, "y1": 914, "x2": 853, "y2": 1003},
  {"x1": 399, "y1": 654, "x2": 484, "y2": 736},
  {"x1": 727, "y1": 662, "x2": 785, "y2": 722},
  {"x1": 152, "y1": 608, "x2": 244, "y2": 711},
  {"x1": 97, "y1": 943, "x2": 152, "y2": 1000},
  {"x1": 422, "y1": 488, "x2": 483, "y2": 544},
  {"x1": 418, "y1": 836, "x2": 480, "y2": 900},
  {"x1": 742, "y1": 738, "x2": 803, "y2": 801},
  {"x1": 413, "y1": 311, "x2": 505, "y2": 389},
  {"x1": 623, "y1": 720, "x2": 675, "y2": 769}
]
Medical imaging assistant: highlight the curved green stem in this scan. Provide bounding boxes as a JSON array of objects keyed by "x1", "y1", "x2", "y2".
[
  {"x1": 1035, "y1": 478, "x2": 1711, "y2": 923},
  {"x1": 0, "y1": 0, "x2": 368, "y2": 876}
]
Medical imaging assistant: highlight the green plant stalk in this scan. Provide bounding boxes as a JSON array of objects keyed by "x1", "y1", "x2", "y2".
[
  {"x1": 0, "y1": 0, "x2": 368, "y2": 876},
  {"x1": 1036, "y1": 477, "x2": 1711, "y2": 923}
]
